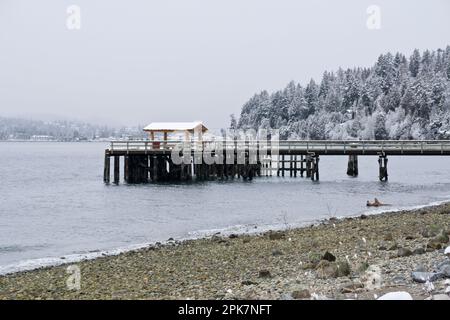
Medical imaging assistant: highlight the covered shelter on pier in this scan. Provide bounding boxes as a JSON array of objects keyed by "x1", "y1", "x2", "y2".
[{"x1": 143, "y1": 121, "x2": 208, "y2": 143}]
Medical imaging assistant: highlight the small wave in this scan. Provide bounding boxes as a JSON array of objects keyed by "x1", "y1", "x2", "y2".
[
  {"x1": 0, "y1": 243, "x2": 149, "y2": 276},
  {"x1": 0, "y1": 244, "x2": 49, "y2": 253}
]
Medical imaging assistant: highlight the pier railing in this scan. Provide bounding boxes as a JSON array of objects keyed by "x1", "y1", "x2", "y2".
[{"x1": 109, "y1": 140, "x2": 450, "y2": 155}]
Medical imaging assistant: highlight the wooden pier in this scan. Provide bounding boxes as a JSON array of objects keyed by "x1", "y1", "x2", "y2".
[{"x1": 104, "y1": 140, "x2": 450, "y2": 183}]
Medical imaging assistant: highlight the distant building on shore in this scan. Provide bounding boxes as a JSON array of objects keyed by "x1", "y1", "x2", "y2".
[{"x1": 30, "y1": 135, "x2": 55, "y2": 141}]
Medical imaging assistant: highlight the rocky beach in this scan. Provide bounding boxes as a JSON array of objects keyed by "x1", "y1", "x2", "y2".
[{"x1": 1, "y1": 202, "x2": 450, "y2": 300}]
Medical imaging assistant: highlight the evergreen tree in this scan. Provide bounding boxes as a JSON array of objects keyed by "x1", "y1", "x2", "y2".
[
  {"x1": 230, "y1": 114, "x2": 237, "y2": 129},
  {"x1": 374, "y1": 112, "x2": 388, "y2": 140},
  {"x1": 409, "y1": 49, "x2": 421, "y2": 77}
]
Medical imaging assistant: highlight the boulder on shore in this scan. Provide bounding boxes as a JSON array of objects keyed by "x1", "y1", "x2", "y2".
[
  {"x1": 377, "y1": 291, "x2": 413, "y2": 300},
  {"x1": 411, "y1": 271, "x2": 443, "y2": 283}
]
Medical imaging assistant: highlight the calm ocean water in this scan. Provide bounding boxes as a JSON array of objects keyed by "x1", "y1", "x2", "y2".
[{"x1": 0, "y1": 142, "x2": 449, "y2": 274}]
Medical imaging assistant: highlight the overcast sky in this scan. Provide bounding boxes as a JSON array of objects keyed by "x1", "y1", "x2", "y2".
[{"x1": 0, "y1": 0, "x2": 449, "y2": 128}]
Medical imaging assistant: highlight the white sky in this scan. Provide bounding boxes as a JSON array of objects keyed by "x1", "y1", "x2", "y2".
[{"x1": 0, "y1": 0, "x2": 449, "y2": 128}]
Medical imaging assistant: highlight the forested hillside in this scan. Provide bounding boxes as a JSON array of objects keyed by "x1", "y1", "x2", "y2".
[{"x1": 236, "y1": 47, "x2": 450, "y2": 140}]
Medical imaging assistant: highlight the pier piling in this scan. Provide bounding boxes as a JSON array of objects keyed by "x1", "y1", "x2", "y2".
[
  {"x1": 378, "y1": 154, "x2": 388, "y2": 181},
  {"x1": 300, "y1": 155, "x2": 304, "y2": 177},
  {"x1": 310, "y1": 155, "x2": 319, "y2": 181},
  {"x1": 347, "y1": 154, "x2": 359, "y2": 177},
  {"x1": 114, "y1": 156, "x2": 120, "y2": 184},
  {"x1": 103, "y1": 155, "x2": 110, "y2": 184}
]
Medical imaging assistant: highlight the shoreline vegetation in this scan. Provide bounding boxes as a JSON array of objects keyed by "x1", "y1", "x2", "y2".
[{"x1": 1, "y1": 203, "x2": 450, "y2": 300}]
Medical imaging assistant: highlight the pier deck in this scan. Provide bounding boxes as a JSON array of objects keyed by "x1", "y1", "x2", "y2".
[
  {"x1": 103, "y1": 140, "x2": 450, "y2": 183},
  {"x1": 107, "y1": 140, "x2": 450, "y2": 156}
]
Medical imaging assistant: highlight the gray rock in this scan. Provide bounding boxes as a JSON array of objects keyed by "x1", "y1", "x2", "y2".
[
  {"x1": 413, "y1": 248, "x2": 425, "y2": 255},
  {"x1": 272, "y1": 249, "x2": 283, "y2": 256},
  {"x1": 388, "y1": 243, "x2": 399, "y2": 251},
  {"x1": 421, "y1": 228, "x2": 437, "y2": 238},
  {"x1": 426, "y1": 240, "x2": 442, "y2": 251},
  {"x1": 317, "y1": 260, "x2": 352, "y2": 278},
  {"x1": 384, "y1": 233, "x2": 394, "y2": 241},
  {"x1": 316, "y1": 260, "x2": 337, "y2": 278},
  {"x1": 436, "y1": 260, "x2": 450, "y2": 270},
  {"x1": 322, "y1": 251, "x2": 336, "y2": 262},
  {"x1": 335, "y1": 261, "x2": 351, "y2": 277},
  {"x1": 357, "y1": 261, "x2": 370, "y2": 273},
  {"x1": 397, "y1": 247, "x2": 413, "y2": 257},
  {"x1": 411, "y1": 271, "x2": 443, "y2": 283},
  {"x1": 211, "y1": 235, "x2": 227, "y2": 243},
  {"x1": 432, "y1": 294, "x2": 450, "y2": 300},
  {"x1": 258, "y1": 270, "x2": 272, "y2": 278},
  {"x1": 291, "y1": 289, "x2": 311, "y2": 299},
  {"x1": 433, "y1": 232, "x2": 449, "y2": 244},
  {"x1": 268, "y1": 231, "x2": 285, "y2": 240},
  {"x1": 280, "y1": 293, "x2": 294, "y2": 300},
  {"x1": 414, "y1": 265, "x2": 427, "y2": 273},
  {"x1": 391, "y1": 276, "x2": 407, "y2": 285},
  {"x1": 340, "y1": 282, "x2": 363, "y2": 293},
  {"x1": 438, "y1": 265, "x2": 450, "y2": 277}
]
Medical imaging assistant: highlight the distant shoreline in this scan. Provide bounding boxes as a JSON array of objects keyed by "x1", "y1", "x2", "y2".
[{"x1": 1, "y1": 201, "x2": 449, "y2": 300}]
